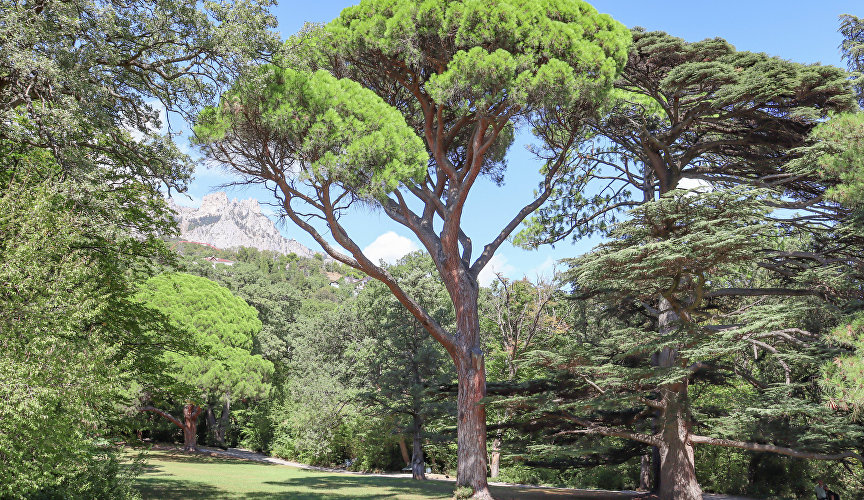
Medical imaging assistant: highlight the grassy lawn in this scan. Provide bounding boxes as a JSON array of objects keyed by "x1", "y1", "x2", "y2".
[{"x1": 131, "y1": 450, "x2": 608, "y2": 499}]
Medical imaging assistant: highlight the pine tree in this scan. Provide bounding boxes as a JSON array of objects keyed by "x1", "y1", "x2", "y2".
[
  {"x1": 514, "y1": 29, "x2": 862, "y2": 498},
  {"x1": 353, "y1": 252, "x2": 455, "y2": 480},
  {"x1": 134, "y1": 272, "x2": 273, "y2": 452},
  {"x1": 194, "y1": 1, "x2": 631, "y2": 494},
  {"x1": 513, "y1": 189, "x2": 864, "y2": 499},
  {"x1": 840, "y1": 14, "x2": 864, "y2": 106}
]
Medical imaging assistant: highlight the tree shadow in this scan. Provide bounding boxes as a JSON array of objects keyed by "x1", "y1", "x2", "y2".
[
  {"x1": 252, "y1": 475, "x2": 453, "y2": 499},
  {"x1": 145, "y1": 450, "x2": 275, "y2": 466},
  {"x1": 135, "y1": 477, "x2": 229, "y2": 499}
]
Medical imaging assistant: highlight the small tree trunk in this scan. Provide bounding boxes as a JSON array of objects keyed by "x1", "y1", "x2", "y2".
[
  {"x1": 489, "y1": 435, "x2": 502, "y2": 478},
  {"x1": 205, "y1": 395, "x2": 231, "y2": 449},
  {"x1": 398, "y1": 435, "x2": 411, "y2": 467},
  {"x1": 182, "y1": 403, "x2": 201, "y2": 452},
  {"x1": 490, "y1": 391, "x2": 515, "y2": 479},
  {"x1": 639, "y1": 453, "x2": 651, "y2": 491},
  {"x1": 218, "y1": 394, "x2": 230, "y2": 447},
  {"x1": 411, "y1": 414, "x2": 426, "y2": 480},
  {"x1": 205, "y1": 406, "x2": 219, "y2": 446}
]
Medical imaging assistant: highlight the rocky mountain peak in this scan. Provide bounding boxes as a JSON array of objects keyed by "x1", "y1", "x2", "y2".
[{"x1": 169, "y1": 193, "x2": 319, "y2": 259}]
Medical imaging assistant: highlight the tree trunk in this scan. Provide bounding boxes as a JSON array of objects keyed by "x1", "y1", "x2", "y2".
[
  {"x1": 182, "y1": 403, "x2": 202, "y2": 452},
  {"x1": 490, "y1": 406, "x2": 515, "y2": 479},
  {"x1": 411, "y1": 414, "x2": 426, "y2": 480},
  {"x1": 639, "y1": 453, "x2": 651, "y2": 491},
  {"x1": 655, "y1": 342, "x2": 700, "y2": 500},
  {"x1": 206, "y1": 394, "x2": 230, "y2": 449},
  {"x1": 656, "y1": 397, "x2": 700, "y2": 500},
  {"x1": 455, "y1": 348, "x2": 490, "y2": 498},
  {"x1": 140, "y1": 404, "x2": 201, "y2": 453},
  {"x1": 398, "y1": 435, "x2": 411, "y2": 467},
  {"x1": 489, "y1": 435, "x2": 502, "y2": 479},
  {"x1": 447, "y1": 278, "x2": 492, "y2": 499},
  {"x1": 490, "y1": 364, "x2": 517, "y2": 479},
  {"x1": 205, "y1": 407, "x2": 219, "y2": 447},
  {"x1": 219, "y1": 395, "x2": 230, "y2": 445}
]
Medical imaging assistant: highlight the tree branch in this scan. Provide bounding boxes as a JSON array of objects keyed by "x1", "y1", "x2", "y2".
[
  {"x1": 690, "y1": 435, "x2": 864, "y2": 464},
  {"x1": 139, "y1": 406, "x2": 183, "y2": 429}
]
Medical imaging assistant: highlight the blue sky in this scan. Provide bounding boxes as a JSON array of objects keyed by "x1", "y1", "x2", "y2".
[{"x1": 177, "y1": 0, "x2": 861, "y2": 285}]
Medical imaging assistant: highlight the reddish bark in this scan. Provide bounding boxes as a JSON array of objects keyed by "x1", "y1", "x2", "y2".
[
  {"x1": 398, "y1": 436, "x2": 411, "y2": 467},
  {"x1": 448, "y1": 279, "x2": 492, "y2": 498},
  {"x1": 454, "y1": 347, "x2": 490, "y2": 498},
  {"x1": 182, "y1": 404, "x2": 202, "y2": 452},
  {"x1": 140, "y1": 403, "x2": 203, "y2": 452}
]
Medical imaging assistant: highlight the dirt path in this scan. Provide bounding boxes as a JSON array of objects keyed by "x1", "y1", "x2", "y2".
[{"x1": 187, "y1": 446, "x2": 752, "y2": 500}]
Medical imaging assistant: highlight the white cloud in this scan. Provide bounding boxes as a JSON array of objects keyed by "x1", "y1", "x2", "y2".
[
  {"x1": 363, "y1": 232, "x2": 419, "y2": 265},
  {"x1": 527, "y1": 256, "x2": 557, "y2": 280},
  {"x1": 478, "y1": 254, "x2": 516, "y2": 287},
  {"x1": 678, "y1": 177, "x2": 712, "y2": 192}
]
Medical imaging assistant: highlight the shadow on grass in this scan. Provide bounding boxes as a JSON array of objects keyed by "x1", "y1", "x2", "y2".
[
  {"x1": 145, "y1": 450, "x2": 275, "y2": 466},
  {"x1": 248, "y1": 475, "x2": 453, "y2": 499},
  {"x1": 135, "y1": 477, "x2": 229, "y2": 500}
]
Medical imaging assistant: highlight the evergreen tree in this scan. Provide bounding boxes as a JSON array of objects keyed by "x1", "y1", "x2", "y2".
[
  {"x1": 134, "y1": 272, "x2": 273, "y2": 451},
  {"x1": 480, "y1": 274, "x2": 564, "y2": 478},
  {"x1": 840, "y1": 14, "x2": 864, "y2": 106},
  {"x1": 194, "y1": 2, "x2": 630, "y2": 494},
  {"x1": 353, "y1": 252, "x2": 455, "y2": 480},
  {"x1": 514, "y1": 28, "x2": 861, "y2": 498},
  {"x1": 521, "y1": 28, "x2": 855, "y2": 247},
  {"x1": 515, "y1": 190, "x2": 864, "y2": 499}
]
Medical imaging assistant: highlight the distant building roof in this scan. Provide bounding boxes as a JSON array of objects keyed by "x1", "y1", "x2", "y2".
[{"x1": 204, "y1": 256, "x2": 234, "y2": 266}]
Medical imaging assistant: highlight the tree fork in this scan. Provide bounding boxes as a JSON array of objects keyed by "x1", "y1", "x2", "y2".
[{"x1": 140, "y1": 404, "x2": 203, "y2": 452}]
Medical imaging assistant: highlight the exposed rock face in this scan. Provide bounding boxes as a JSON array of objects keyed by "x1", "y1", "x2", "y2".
[{"x1": 169, "y1": 192, "x2": 319, "y2": 259}]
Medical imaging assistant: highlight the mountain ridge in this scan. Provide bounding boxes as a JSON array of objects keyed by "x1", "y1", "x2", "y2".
[{"x1": 169, "y1": 192, "x2": 320, "y2": 259}]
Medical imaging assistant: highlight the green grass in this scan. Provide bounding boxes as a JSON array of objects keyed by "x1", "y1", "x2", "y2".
[{"x1": 131, "y1": 450, "x2": 589, "y2": 499}]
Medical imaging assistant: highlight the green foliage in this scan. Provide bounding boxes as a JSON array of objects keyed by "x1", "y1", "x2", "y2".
[
  {"x1": 1, "y1": 0, "x2": 277, "y2": 185},
  {"x1": 452, "y1": 485, "x2": 475, "y2": 499},
  {"x1": 327, "y1": 0, "x2": 629, "y2": 113},
  {"x1": 519, "y1": 28, "x2": 856, "y2": 246},
  {"x1": 134, "y1": 273, "x2": 273, "y2": 404},
  {"x1": 343, "y1": 414, "x2": 404, "y2": 472},
  {"x1": 823, "y1": 312, "x2": 864, "y2": 415},
  {"x1": 502, "y1": 189, "x2": 864, "y2": 494},
  {"x1": 481, "y1": 274, "x2": 567, "y2": 383},
  {"x1": 180, "y1": 246, "x2": 306, "y2": 367},
  {"x1": 353, "y1": 252, "x2": 454, "y2": 422},
  {"x1": 799, "y1": 112, "x2": 864, "y2": 208},
  {"x1": 840, "y1": 14, "x2": 864, "y2": 106},
  {"x1": 570, "y1": 189, "x2": 771, "y2": 302},
  {"x1": 0, "y1": 144, "x2": 178, "y2": 497},
  {"x1": 197, "y1": 8, "x2": 629, "y2": 490},
  {"x1": 265, "y1": 302, "x2": 360, "y2": 465},
  {"x1": 194, "y1": 66, "x2": 428, "y2": 200}
]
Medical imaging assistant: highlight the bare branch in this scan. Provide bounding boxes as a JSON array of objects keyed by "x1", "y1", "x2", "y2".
[{"x1": 690, "y1": 435, "x2": 864, "y2": 464}]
